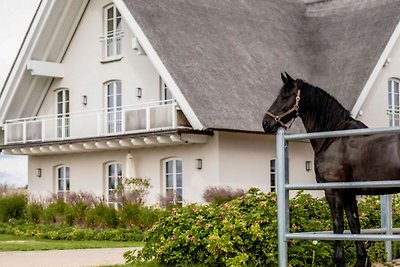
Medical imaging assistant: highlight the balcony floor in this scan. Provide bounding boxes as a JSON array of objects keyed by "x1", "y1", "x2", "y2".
[{"x1": 0, "y1": 129, "x2": 213, "y2": 155}]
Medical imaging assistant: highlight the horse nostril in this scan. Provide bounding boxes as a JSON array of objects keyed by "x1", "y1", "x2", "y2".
[{"x1": 263, "y1": 120, "x2": 269, "y2": 129}]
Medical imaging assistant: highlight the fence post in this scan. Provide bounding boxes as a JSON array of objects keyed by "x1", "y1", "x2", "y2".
[
  {"x1": 381, "y1": 195, "x2": 392, "y2": 262},
  {"x1": 277, "y1": 128, "x2": 288, "y2": 267}
]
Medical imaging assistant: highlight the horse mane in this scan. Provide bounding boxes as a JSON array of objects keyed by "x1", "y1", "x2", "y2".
[{"x1": 299, "y1": 81, "x2": 352, "y2": 132}]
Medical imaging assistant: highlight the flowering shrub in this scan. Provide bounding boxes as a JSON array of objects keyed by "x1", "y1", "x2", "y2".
[{"x1": 126, "y1": 189, "x2": 400, "y2": 266}]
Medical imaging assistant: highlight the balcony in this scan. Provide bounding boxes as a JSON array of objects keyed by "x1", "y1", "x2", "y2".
[{"x1": 3, "y1": 100, "x2": 189, "y2": 145}]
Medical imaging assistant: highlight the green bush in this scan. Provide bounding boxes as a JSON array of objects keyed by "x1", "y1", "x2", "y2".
[
  {"x1": 119, "y1": 203, "x2": 162, "y2": 230},
  {"x1": 86, "y1": 204, "x2": 119, "y2": 228},
  {"x1": 25, "y1": 202, "x2": 44, "y2": 223},
  {"x1": 0, "y1": 221, "x2": 144, "y2": 241},
  {"x1": 42, "y1": 199, "x2": 76, "y2": 225},
  {"x1": 0, "y1": 195, "x2": 26, "y2": 222},
  {"x1": 128, "y1": 189, "x2": 400, "y2": 266}
]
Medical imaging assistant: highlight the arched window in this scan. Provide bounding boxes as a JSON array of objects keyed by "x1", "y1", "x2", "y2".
[
  {"x1": 105, "y1": 80, "x2": 122, "y2": 133},
  {"x1": 162, "y1": 158, "x2": 183, "y2": 206},
  {"x1": 104, "y1": 4, "x2": 122, "y2": 59},
  {"x1": 55, "y1": 89, "x2": 70, "y2": 138},
  {"x1": 388, "y1": 79, "x2": 400, "y2": 126},
  {"x1": 105, "y1": 162, "x2": 123, "y2": 206},
  {"x1": 56, "y1": 165, "x2": 70, "y2": 199}
]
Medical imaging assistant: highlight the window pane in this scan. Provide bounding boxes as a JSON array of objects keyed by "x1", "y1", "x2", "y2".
[
  {"x1": 116, "y1": 82, "x2": 121, "y2": 94},
  {"x1": 166, "y1": 174, "x2": 173, "y2": 187},
  {"x1": 58, "y1": 179, "x2": 64, "y2": 191},
  {"x1": 270, "y1": 159, "x2": 275, "y2": 173},
  {"x1": 116, "y1": 95, "x2": 122, "y2": 107},
  {"x1": 270, "y1": 174, "x2": 276, "y2": 187},
  {"x1": 116, "y1": 9, "x2": 121, "y2": 17},
  {"x1": 65, "y1": 102, "x2": 69, "y2": 114},
  {"x1": 57, "y1": 103, "x2": 63, "y2": 114},
  {"x1": 108, "y1": 164, "x2": 115, "y2": 177},
  {"x1": 58, "y1": 167, "x2": 64, "y2": 179},
  {"x1": 109, "y1": 177, "x2": 115, "y2": 189},
  {"x1": 66, "y1": 167, "x2": 70, "y2": 178},
  {"x1": 107, "y1": 7, "x2": 113, "y2": 19},
  {"x1": 57, "y1": 91, "x2": 62, "y2": 102},
  {"x1": 176, "y1": 189, "x2": 183, "y2": 202},
  {"x1": 176, "y1": 174, "x2": 182, "y2": 187},
  {"x1": 116, "y1": 17, "x2": 121, "y2": 32},
  {"x1": 395, "y1": 81, "x2": 399, "y2": 94},
  {"x1": 65, "y1": 90, "x2": 69, "y2": 101},
  {"x1": 117, "y1": 163, "x2": 122, "y2": 177},
  {"x1": 166, "y1": 161, "x2": 173, "y2": 174},
  {"x1": 66, "y1": 178, "x2": 70, "y2": 191},
  {"x1": 176, "y1": 160, "x2": 182, "y2": 173}
]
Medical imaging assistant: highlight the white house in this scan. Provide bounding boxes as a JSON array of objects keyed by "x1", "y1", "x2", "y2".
[{"x1": 0, "y1": 0, "x2": 399, "y2": 205}]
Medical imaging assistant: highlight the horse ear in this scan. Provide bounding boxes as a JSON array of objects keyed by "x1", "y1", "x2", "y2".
[
  {"x1": 281, "y1": 73, "x2": 287, "y2": 84},
  {"x1": 285, "y1": 72, "x2": 294, "y2": 83}
]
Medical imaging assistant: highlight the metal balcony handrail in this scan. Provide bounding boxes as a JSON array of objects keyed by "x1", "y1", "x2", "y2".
[{"x1": 4, "y1": 99, "x2": 176, "y2": 124}]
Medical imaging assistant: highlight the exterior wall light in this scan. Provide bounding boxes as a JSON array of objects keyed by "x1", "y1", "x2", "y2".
[
  {"x1": 195, "y1": 159, "x2": 202, "y2": 170},
  {"x1": 82, "y1": 95, "x2": 87, "y2": 106},
  {"x1": 305, "y1": 161, "x2": 312, "y2": 171},
  {"x1": 136, "y1": 87, "x2": 142, "y2": 98},
  {"x1": 36, "y1": 168, "x2": 42, "y2": 178}
]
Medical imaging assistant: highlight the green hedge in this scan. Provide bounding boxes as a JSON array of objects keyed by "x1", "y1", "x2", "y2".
[
  {"x1": 0, "y1": 221, "x2": 143, "y2": 241},
  {"x1": 127, "y1": 189, "x2": 400, "y2": 266}
]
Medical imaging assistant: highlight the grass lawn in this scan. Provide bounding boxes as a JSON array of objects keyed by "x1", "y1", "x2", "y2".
[{"x1": 0, "y1": 234, "x2": 143, "y2": 251}]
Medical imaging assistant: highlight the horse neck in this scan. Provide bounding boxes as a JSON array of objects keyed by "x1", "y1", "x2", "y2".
[{"x1": 298, "y1": 86, "x2": 352, "y2": 152}]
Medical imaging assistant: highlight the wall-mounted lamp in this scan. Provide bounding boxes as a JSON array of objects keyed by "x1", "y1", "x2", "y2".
[
  {"x1": 305, "y1": 161, "x2": 312, "y2": 172},
  {"x1": 82, "y1": 95, "x2": 87, "y2": 106},
  {"x1": 195, "y1": 159, "x2": 202, "y2": 170},
  {"x1": 36, "y1": 168, "x2": 42, "y2": 178},
  {"x1": 136, "y1": 87, "x2": 142, "y2": 98}
]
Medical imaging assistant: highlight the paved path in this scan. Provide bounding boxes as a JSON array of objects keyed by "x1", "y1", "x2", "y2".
[{"x1": 0, "y1": 247, "x2": 140, "y2": 267}]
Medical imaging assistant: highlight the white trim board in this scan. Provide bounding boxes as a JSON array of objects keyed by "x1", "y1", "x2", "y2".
[
  {"x1": 113, "y1": 0, "x2": 204, "y2": 130},
  {"x1": 351, "y1": 20, "x2": 400, "y2": 118}
]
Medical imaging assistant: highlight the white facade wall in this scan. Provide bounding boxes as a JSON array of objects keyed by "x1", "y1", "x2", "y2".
[
  {"x1": 38, "y1": 0, "x2": 161, "y2": 119},
  {"x1": 357, "y1": 36, "x2": 400, "y2": 127},
  {"x1": 28, "y1": 131, "x2": 318, "y2": 203}
]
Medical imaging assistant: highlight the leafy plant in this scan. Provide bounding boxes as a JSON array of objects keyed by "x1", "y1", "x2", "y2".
[
  {"x1": 0, "y1": 195, "x2": 26, "y2": 222},
  {"x1": 127, "y1": 189, "x2": 400, "y2": 266}
]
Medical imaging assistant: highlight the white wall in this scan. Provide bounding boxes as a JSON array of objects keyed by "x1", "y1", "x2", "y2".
[
  {"x1": 37, "y1": 0, "x2": 161, "y2": 118},
  {"x1": 358, "y1": 34, "x2": 400, "y2": 127}
]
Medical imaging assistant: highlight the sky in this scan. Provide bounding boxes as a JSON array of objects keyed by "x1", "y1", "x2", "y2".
[{"x1": 0, "y1": 0, "x2": 41, "y2": 187}]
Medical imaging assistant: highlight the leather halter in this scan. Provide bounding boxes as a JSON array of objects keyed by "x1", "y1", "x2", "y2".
[{"x1": 265, "y1": 88, "x2": 301, "y2": 130}]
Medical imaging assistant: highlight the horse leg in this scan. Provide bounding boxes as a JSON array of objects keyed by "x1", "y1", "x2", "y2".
[
  {"x1": 343, "y1": 194, "x2": 371, "y2": 267},
  {"x1": 326, "y1": 190, "x2": 345, "y2": 267}
]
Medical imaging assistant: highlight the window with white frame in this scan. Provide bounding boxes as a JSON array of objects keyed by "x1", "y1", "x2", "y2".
[
  {"x1": 161, "y1": 79, "x2": 174, "y2": 104},
  {"x1": 270, "y1": 159, "x2": 276, "y2": 192},
  {"x1": 105, "y1": 81, "x2": 122, "y2": 133},
  {"x1": 56, "y1": 89, "x2": 70, "y2": 138},
  {"x1": 56, "y1": 165, "x2": 70, "y2": 199},
  {"x1": 104, "y1": 4, "x2": 122, "y2": 59},
  {"x1": 388, "y1": 79, "x2": 400, "y2": 127},
  {"x1": 106, "y1": 162, "x2": 123, "y2": 206},
  {"x1": 163, "y1": 158, "x2": 183, "y2": 206}
]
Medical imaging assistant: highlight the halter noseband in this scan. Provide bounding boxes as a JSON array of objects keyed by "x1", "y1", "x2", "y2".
[{"x1": 265, "y1": 88, "x2": 301, "y2": 130}]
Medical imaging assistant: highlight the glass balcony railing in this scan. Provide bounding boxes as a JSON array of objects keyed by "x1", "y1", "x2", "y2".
[{"x1": 3, "y1": 100, "x2": 183, "y2": 144}]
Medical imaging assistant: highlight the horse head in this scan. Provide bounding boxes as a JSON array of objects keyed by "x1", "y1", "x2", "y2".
[{"x1": 262, "y1": 72, "x2": 301, "y2": 133}]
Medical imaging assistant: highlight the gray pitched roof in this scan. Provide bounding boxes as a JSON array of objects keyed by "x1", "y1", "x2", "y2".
[{"x1": 122, "y1": 0, "x2": 400, "y2": 132}]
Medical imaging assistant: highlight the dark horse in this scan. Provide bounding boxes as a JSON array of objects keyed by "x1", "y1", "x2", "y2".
[{"x1": 262, "y1": 73, "x2": 400, "y2": 267}]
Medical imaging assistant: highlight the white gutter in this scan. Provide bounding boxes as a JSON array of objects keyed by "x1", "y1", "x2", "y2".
[
  {"x1": 351, "y1": 20, "x2": 400, "y2": 118},
  {"x1": 113, "y1": 0, "x2": 204, "y2": 130}
]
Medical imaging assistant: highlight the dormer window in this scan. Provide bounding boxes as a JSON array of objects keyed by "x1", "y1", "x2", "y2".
[{"x1": 103, "y1": 4, "x2": 122, "y2": 60}]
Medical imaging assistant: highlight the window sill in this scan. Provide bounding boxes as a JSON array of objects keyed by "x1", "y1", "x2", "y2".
[{"x1": 101, "y1": 56, "x2": 123, "y2": 64}]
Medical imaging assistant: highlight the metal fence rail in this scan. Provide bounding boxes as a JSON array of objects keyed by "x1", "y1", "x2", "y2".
[{"x1": 276, "y1": 126, "x2": 400, "y2": 267}]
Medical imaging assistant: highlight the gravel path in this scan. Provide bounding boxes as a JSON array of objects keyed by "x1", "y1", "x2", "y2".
[{"x1": 0, "y1": 247, "x2": 140, "y2": 267}]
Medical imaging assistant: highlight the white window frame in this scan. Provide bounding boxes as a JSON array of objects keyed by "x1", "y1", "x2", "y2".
[
  {"x1": 105, "y1": 80, "x2": 122, "y2": 134},
  {"x1": 105, "y1": 162, "x2": 123, "y2": 207},
  {"x1": 163, "y1": 158, "x2": 183, "y2": 206},
  {"x1": 103, "y1": 4, "x2": 122, "y2": 60},
  {"x1": 56, "y1": 165, "x2": 70, "y2": 200},
  {"x1": 55, "y1": 89, "x2": 70, "y2": 139},
  {"x1": 388, "y1": 79, "x2": 400, "y2": 127}
]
